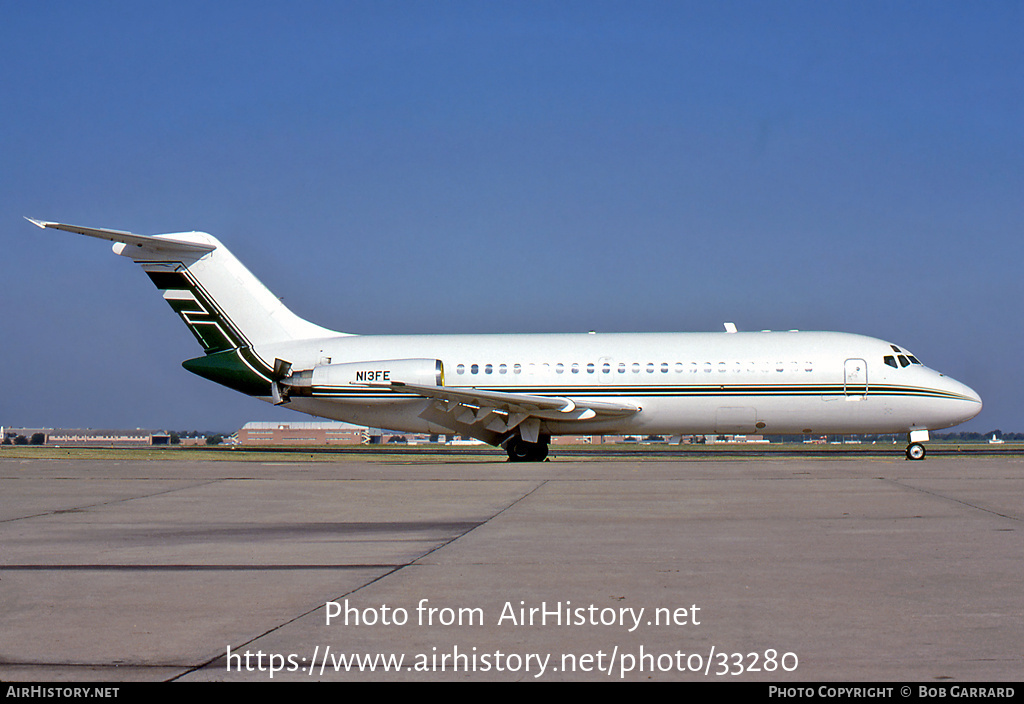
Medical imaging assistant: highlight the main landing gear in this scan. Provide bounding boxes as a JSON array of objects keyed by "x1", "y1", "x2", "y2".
[{"x1": 504, "y1": 436, "x2": 549, "y2": 462}]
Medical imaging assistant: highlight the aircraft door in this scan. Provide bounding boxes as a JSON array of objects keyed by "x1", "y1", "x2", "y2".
[
  {"x1": 844, "y1": 358, "x2": 867, "y2": 398},
  {"x1": 598, "y1": 356, "x2": 615, "y2": 384}
]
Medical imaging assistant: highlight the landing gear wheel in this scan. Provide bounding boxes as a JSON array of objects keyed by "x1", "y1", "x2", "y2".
[
  {"x1": 505, "y1": 437, "x2": 549, "y2": 462},
  {"x1": 906, "y1": 442, "x2": 926, "y2": 461}
]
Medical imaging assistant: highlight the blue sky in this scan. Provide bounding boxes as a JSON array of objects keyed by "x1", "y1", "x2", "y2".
[{"x1": 3, "y1": 1, "x2": 1021, "y2": 432}]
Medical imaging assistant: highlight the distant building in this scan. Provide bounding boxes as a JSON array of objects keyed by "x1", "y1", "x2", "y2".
[
  {"x1": 236, "y1": 421, "x2": 369, "y2": 445},
  {"x1": 2, "y1": 428, "x2": 167, "y2": 446},
  {"x1": 551, "y1": 435, "x2": 595, "y2": 445},
  {"x1": 701, "y1": 434, "x2": 768, "y2": 444}
]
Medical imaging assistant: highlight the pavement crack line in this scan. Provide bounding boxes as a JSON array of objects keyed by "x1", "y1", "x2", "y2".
[
  {"x1": 882, "y1": 477, "x2": 1020, "y2": 522},
  {"x1": 0, "y1": 480, "x2": 226, "y2": 524},
  {"x1": 171, "y1": 479, "x2": 551, "y2": 681}
]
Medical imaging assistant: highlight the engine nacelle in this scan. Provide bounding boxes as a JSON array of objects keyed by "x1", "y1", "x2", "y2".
[{"x1": 281, "y1": 358, "x2": 444, "y2": 397}]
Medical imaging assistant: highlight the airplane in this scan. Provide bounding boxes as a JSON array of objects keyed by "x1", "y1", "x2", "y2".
[{"x1": 28, "y1": 218, "x2": 982, "y2": 462}]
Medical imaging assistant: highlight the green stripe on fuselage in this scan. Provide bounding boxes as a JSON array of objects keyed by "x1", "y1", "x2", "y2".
[
  {"x1": 145, "y1": 266, "x2": 244, "y2": 354},
  {"x1": 146, "y1": 271, "x2": 191, "y2": 290},
  {"x1": 182, "y1": 349, "x2": 272, "y2": 396},
  {"x1": 164, "y1": 298, "x2": 205, "y2": 314},
  {"x1": 144, "y1": 265, "x2": 271, "y2": 395}
]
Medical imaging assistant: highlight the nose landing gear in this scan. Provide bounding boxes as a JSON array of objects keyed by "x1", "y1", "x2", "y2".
[
  {"x1": 905, "y1": 442, "x2": 926, "y2": 461},
  {"x1": 905, "y1": 430, "x2": 929, "y2": 461}
]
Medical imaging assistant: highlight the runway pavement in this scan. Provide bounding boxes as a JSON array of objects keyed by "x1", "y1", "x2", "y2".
[{"x1": 0, "y1": 451, "x2": 1020, "y2": 682}]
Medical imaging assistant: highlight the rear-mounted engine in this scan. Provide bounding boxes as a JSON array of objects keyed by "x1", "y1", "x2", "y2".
[{"x1": 280, "y1": 358, "x2": 444, "y2": 398}]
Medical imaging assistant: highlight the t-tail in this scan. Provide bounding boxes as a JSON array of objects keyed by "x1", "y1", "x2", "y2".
[{"x1": 27, "y1": 219, "x2": 337, "y2": 396}]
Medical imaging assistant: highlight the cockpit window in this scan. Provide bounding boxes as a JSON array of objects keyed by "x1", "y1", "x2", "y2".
[{"x1": 885, "y1": 352, "x2": 923, "y2": 369}]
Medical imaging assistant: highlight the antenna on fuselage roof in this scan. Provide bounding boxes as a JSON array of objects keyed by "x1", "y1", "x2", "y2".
[{"x1": 723, "y1": 322, "x2": 737, "y2": 333}]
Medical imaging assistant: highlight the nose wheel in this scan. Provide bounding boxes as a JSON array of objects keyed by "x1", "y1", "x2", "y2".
[{"x1": 906, "y1": 442, "x2": 926, "y2": 461}]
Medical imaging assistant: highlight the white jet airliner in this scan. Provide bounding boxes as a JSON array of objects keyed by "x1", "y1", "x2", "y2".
[{"x1": 30, "y1": 219, "x2": 982, "y2": 461}]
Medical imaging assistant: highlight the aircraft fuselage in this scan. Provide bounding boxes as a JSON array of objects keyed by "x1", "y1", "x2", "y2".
[{"x1": 259, "y1": 330, "x2": 980, "y2": 439}]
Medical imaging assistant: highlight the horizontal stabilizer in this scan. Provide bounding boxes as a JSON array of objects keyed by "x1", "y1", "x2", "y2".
[{"x1": 26, "y1": 218, "x2": 216, "y2": 254}]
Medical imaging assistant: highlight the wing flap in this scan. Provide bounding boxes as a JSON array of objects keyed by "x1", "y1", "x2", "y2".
[
  {"x1": 372, "y1": 381, "x2": 639, "y2": 418},
  {"x1": 371, "y1": 380, "x2": 639, "y2": 446},
  {"x1": 356, "y1": 379, "x2": 638, "y2": 444}
]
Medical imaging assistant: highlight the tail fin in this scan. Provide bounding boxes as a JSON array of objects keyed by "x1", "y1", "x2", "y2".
[{"x1": 29, "y1": 219, "x2": 338, "y2": 395}]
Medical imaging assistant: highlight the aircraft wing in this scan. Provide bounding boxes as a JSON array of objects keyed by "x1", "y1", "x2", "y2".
[
  {"x1": 382, "y1": 381, "x2": 639, "y2": 418},
  {"x1": 359, "y1": 380, "x2": 639, "y2": 445},
  {"x1": 26, "y1": 219, "x2": 216, "y2": 255}
]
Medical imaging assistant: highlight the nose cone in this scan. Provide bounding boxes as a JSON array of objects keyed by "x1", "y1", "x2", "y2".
[{"x1": 937, "y1": 374, "x2": 983, "y2": 428}]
